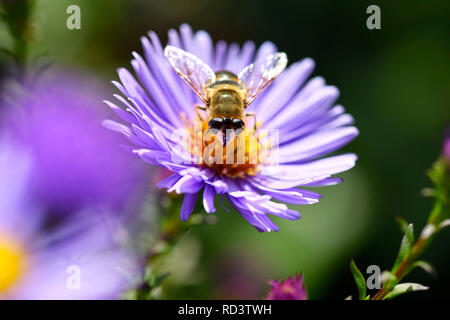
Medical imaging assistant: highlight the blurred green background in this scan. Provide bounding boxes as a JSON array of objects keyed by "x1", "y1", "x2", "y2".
[{"x1": 1, "y1": 0, "x2": 449, "y2": 299}]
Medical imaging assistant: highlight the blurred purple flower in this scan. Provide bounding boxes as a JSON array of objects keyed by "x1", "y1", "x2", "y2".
[
  {"x1": 265, "y1": 274, "x2": 307, "y2": 300},
  {"x1": 0, "y1": 140, "x2": 139, "y2": 299},
  {"x1": 3, "y1": 72, "x2": 148, "y2": 215},
  {"x1": 105, "y1": 24, "x2": 358, "y2": 232}
]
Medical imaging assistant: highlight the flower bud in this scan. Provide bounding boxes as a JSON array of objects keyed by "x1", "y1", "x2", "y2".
[{"x1": 265, "y1": 274, "x2": 307, "y2": 300}]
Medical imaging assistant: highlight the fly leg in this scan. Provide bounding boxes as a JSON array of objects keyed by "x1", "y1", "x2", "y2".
[
  {"x1": 195, "y1": 105, "x2": 207, "y2": 122},
  {"x1": 245, "y1": 112, "x2": 258, "y2": 134},
  {"x1": 194, "y1": 105, "x2": 209, "y2": 148}
]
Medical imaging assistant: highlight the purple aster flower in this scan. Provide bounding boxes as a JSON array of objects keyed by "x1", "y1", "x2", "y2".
[
  {"x1": 265, "y1": 274, "x2": 308, "y2": 300},
  {"x1": 104, "y1": 24, "x2": 358, "y2": 232},
  {"x1": 0, "y1": 139, "x2": 139, "y2": 299},
  {"x1": 3, "y1": 72, "x2": 149, "y2": 215}
]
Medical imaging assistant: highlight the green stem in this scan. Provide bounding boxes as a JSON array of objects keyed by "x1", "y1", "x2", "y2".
[
  {"x1": 372, "y1": 223, "x2": 434, "y2": 300},
  {"x1": 372, "y1": 159, "x2": 449, "y2": 300},
  {"x1": 134, "y1": 194, "x2": 213, "y2": 299}
]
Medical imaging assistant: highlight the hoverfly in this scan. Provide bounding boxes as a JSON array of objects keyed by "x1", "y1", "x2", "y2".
[{"x1": 164, "y1": 45, "x2": 288, "y2": 139}]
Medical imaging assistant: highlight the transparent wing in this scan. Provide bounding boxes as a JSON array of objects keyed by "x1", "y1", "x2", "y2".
[
  {"x1": 238, "y1": 52, "x2": 288, "y2": 106},
  {"x1": 164, "y1": 45, "x2": 216, "y2": 104}
]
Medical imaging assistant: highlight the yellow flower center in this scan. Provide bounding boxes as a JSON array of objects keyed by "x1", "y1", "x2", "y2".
[
  {"x1": 0, "y1": 231, "x2": 27, "y2": 295},
  {"x1": 183, "y1": 115, "x2": 271, "y2": 178}
]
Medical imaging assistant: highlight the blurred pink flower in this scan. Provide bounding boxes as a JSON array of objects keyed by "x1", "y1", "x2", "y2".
[{"x1": 265, "y1": 274, "x2": 307, "y2": 300}]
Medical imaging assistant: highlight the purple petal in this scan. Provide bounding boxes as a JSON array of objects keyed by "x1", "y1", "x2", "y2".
[
  {"x1": 168, "y1": 175, "x2": 204, "y2": 194},
  {"x1": 192, "y1": 30, "x2": 213, "y2": 66},
  {"x1": 214, "y1": 40, "x2": 227, "y2": 70},
  {"x1": 254, "y1": 41, "x2": 277, "y2": 63},
  {"x1": 251, "y1": 58, "x2": 315, "y2": 120},
  {"x1": 265, "y1": 79, "x2": 336, "y2": 131},
  {"x1": 156, "y1": 173, "x2": 181, "y2": 189},
  {"x1": 234, "y1": 41, "x2": 256, "y2": 72},
  {"x1": 277, "y1": 127, "x2": 359, "y2": 163},
  {"x1": 259, "y1": 154, "x2": 357, "y2": 189},
  {"x1": 251, "y1": 182, "x2": 321, "y2": 205},
  {"x1": 180, "y1": 192, "x2": 199, "y2": 221},
  {"x1": 203, "y1": 184, "x2": 216, "y2": 213},
  {"x1": 302, "y1": 177, "x2": 343, "y2": 187}
]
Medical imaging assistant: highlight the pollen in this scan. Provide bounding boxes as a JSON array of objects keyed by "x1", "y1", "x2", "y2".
[
  {"x1": 183, "y1": 115, "x2": 270, "y2": 178},
  {"x1": 0, "y1": 231, "x2": 27, "y2": 295}
]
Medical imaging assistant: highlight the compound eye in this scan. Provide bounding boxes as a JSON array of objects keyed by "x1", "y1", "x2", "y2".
[
  {"x1": 232, "y1": 119, "x2": 245, "y2": 130},
  {"x1": 208, "y1": 118, "x2": 224, "y2": 130}
]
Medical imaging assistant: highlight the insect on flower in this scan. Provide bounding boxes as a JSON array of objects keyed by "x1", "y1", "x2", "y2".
[
  {"x1": 164, "y1": 45, "x2": 287, "y2": 144},
  {"x1": 104, "y1": 24, "x2": 359, "y2": 232}
]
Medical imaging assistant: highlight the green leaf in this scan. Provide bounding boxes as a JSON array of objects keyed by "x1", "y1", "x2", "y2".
[
  {"x1": 380, "y1": 271, "x2": 397, "y2": 291},
  {"x1": 392, "y1": 219, "x2": 414, "y2": 272},
  {"x1": 411, "y1": 260, "x2": 435, "y2": 275},
  {"x1": 420, "y1": 224, "x2": 437, "y2": 240},
  {"x1": 384, "y1": 283, "x2": 429, "y2": 300},
  {"x1": 150, "y1": 272, "x2": 170, "y2": 288},
  {"x1": 143, "y1": 266, "x2": 169, "y2": 288},
  {"x1": 381, "y1": 271, "x2": 397, "y2": 283},
  {"x1": 396, "y1": 217, "x2": 414, "y2": 244},
  {"x1": 439, "y1": 219, "x2": 450, "y2": 230},
  {"x1": 350, "y1": 259, "x2": 366, "y2": 300},
  {"x1": 143, "y1": 265, "x2": 153, "y2": 283}
]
